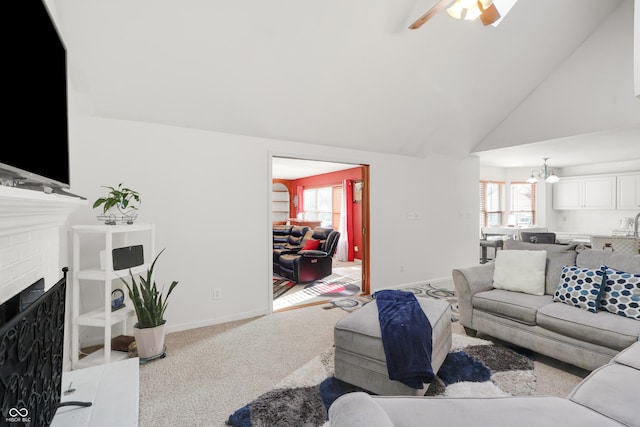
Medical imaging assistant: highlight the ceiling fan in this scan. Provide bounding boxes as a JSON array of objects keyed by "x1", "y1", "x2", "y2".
[{"x1": 409, "y1": 0, "x2": 501, "y2": 30}]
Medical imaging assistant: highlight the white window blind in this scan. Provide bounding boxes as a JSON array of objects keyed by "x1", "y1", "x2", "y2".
[
  {"x1": 480, "y1": 181, "x2": 505, "y2": 229},
  {"x1": 510, "y1": 182, "x2": 536, "y2": 226},
  {"x1": 303, "y1": 187, "x2": 333, "y2": 227}
]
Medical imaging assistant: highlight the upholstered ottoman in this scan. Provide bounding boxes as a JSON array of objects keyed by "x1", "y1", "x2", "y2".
[{"x1": 334, "y1": 297, "x2": 452, "y2": 396}]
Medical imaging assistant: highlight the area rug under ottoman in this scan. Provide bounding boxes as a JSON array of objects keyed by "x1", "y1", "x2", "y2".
[{"x1": 226, "y1": 331, "x2": 535, "y2": 427}]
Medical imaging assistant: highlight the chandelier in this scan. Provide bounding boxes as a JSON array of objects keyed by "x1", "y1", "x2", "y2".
[{"x1": 526, "y1": 158, "x2": 560, "y2": 184}]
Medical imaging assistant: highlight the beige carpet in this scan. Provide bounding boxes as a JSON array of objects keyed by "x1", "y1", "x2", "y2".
[
  {"x1": 138, "y1": 296, "x2": 588, "y2": 427},
  {"x1": 138, "y1": 303, "x2": 350, "y2": 427}
]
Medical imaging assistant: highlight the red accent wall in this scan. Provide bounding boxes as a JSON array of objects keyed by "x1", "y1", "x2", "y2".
[{"x1": 284, "y1": 166, "x2": 363, "y2": 260}]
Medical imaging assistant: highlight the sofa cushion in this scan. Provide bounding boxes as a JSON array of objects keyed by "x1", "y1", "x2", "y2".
[
  {"x1": 503, "y1": 241, "x2": 578, "y2": 295},
  {"x1": 612, "y1": 341, "x2": 640, "y2": 370},
  {"x1": 473, "y1": 290, "x2": 553, "y2": 326},
  {"x1": 537, "y1": 302, "x2": 640, "y2": 350},
  {"x1": 273, "y1": 225, "x2": 292, "y2": 235},
  {"x1": 493, "y1": 250, "x2": 547, "y2": 296},
  {"x1": 599, "y1": 267, "x2": 640, "y2": 320},
  {"x1": 278, "y1": 254, "x2": 298, "y2": 270},
  {"x1": 553, "y1": 265, "x2": 606, "y2": 313},
  {"x1": 329, "y1": 393, "x2": 395, "y2": 427},
  {"x1": 576, "y1": 248, "x2": 640, "y2": 274},
  {"x1": 338, "y1": 395, "x2": 624, "y2": 427},
  {"x1": 568, "y1": 343, "x2": 640, "y2": 427}
]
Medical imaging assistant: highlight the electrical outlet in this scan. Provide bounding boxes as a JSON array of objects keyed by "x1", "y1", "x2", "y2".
[
  {"x1": 213, "y1": 288, "x2": 221, "y2": 299},
  {"x1": 400, "y1": 265, "x2": 404, "y2": 273},
  {"x1": 354, "y1": 246, "x2": 359, "y2": 252}
]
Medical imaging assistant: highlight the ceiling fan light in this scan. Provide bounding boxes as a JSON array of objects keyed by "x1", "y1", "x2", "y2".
[
  {"x1": 464, "y1": 3, "x2": 482, "y2": 20},
  {"x1": 447, "y1": 1, "x2": 464, "y2": 19},
  {"x1": 526, "y1": 175, "x2": 538, "y2": 184}
]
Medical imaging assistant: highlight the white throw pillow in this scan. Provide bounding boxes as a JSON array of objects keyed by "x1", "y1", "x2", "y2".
[{"x1": 493, "y1": 250, "x2": 547, "y2": 295}]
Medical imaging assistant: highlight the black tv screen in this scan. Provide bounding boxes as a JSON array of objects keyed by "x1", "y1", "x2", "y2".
[{"x1": 1, "y1": 0, "x2": 70, "y2": 189}]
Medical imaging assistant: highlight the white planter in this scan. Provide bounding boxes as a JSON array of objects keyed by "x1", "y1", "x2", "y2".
[{"x1": 133, "y1": 323, "x2": 166, "y2": 359}]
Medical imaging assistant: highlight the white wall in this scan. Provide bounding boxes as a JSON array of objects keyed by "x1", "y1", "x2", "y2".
[
  {"x1": 635, "y1": 0, "x2": 639, "y2": 97},
  {"x1": 477, "y1": 0, "x2": 640, "y2": 151},
  {"x1": 67, "y1": 113, "x2": 479, "y2": 334}
]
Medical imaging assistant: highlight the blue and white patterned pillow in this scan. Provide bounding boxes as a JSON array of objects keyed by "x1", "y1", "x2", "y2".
[
  {"x1": 600, "y1": 267, "x2": 640, "y2": 320},
  {"x1": 553, "y1": 265, "x2": 605, "y2": 313}
]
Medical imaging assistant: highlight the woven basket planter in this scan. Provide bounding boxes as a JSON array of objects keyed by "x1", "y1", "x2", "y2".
[{"x1": 590, "y1": 236, "x2": 640, "y2": 255}]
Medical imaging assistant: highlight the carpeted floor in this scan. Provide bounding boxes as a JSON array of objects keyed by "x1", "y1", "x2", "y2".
[
  {"x1": 138, "y1": 283, "x2": 588, "y2": 427},
  {"x1": 403, "y1": 282, "x2": 459, "y2": 321},
  {"x1": 138, "y1": 303, "x2": 351, "y2": 427},
  {"x1": 227, "y1": 326, "x2": 538, "y2": 426}
]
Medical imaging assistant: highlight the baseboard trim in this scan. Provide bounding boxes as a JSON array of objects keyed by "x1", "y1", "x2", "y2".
[{"x1": 166, "y1": 308, "x2": 270, "y2": 333}]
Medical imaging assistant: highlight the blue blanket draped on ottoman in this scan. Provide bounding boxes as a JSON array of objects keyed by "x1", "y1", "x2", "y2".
[{"x1": 374, "y1": 290, "x2": 434, "y2": 389}]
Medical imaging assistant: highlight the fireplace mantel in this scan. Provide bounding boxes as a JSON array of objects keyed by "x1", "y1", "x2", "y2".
[{"x1": 0, "y1": 185, "x2": 86, "y2": 236}]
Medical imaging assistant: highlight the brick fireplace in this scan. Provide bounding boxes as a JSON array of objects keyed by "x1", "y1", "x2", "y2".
[{"x1": 0, "y1": 185, "x2": 85, "y2": 305}]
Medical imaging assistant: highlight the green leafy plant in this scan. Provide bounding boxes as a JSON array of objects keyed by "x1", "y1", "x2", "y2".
[
  {"x1": 93, "y1": 183, "x2": 141, "y2": 214},
  {"x1": 121, "y1": 249, "x2": 179, "y2": 329}
]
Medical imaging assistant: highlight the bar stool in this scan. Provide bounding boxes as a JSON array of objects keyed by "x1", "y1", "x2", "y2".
[
  {"x1": 479, "y1": 239, "x2": 503, "y2": 263},
  {"x1": 479, "y1": 229, "x2": 505, "y2": 264}
]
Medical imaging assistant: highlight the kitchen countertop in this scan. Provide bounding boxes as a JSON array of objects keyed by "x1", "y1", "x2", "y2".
[{"x1": 554, "y1": 232, "x2": 639, "y2": 254}]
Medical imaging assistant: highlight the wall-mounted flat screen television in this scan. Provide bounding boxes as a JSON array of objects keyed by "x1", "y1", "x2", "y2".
[{"x1": 1, "y1": 0, "x2": 70, "y2": 190}]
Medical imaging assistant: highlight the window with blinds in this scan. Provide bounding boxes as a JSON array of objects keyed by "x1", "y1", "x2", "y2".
[
  {"x1": 510, "y1": 182, "x2": 536, "y2": 226},
  {"x1": 303, "y1": 187, "x2": 333, "y2": 227},
  {"x1": 479, "y1": 181, "x2": 505, "y2": 228}
]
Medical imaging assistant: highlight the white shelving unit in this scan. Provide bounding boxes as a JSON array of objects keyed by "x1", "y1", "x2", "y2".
[
  {"x1": 272, "y1": 183, "x2": 290, "y2": 223},
  {"x1": 71, "y1": 223, "x2": 155, "y2": 369}
]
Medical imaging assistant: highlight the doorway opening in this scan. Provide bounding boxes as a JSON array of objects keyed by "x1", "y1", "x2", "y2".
[{"x1": 271, "y1": 156, "x2": 370, "y2": 312}]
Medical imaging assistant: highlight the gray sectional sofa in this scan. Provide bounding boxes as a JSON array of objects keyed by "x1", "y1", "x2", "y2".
[
  {"x1": 328, "y1": 341, "x2": 640, "y2": 427},
  {"x1": 452, "y1": 241, "x2": 640, "y2": 371}
]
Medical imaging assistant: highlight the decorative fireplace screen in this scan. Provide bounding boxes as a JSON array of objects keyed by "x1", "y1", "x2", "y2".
[{"x1": 0, "y1": 272, "x2": 66, "y2": 426}]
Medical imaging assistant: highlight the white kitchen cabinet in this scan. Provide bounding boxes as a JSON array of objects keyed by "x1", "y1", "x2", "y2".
[
  {"x1": 553, "y1": 175, "x2": 616, "y2": 210},
  {"x1": 617, "y1": 173, "x2": 640, "y2": 210},
  {"x1": 552, "y1": 179, "x2": 583, "y2": 209}
]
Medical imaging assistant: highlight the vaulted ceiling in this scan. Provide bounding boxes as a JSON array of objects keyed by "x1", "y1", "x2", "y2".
[{"x1": 49, "y1": 0, "x2": 639, "y2": 165}]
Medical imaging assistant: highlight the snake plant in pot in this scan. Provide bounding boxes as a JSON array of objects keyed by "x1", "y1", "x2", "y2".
[{"x1": 121, "y1": 248, "x2": 179, "y2": 359}]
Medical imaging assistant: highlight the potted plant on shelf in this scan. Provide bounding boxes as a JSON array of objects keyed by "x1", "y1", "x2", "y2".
[
  {"x1": 93, "y1": 183, "x2": 141, "y2": 224},
  {"x1": 121, "y1": 248, "x2": 179, "y2": 359}
]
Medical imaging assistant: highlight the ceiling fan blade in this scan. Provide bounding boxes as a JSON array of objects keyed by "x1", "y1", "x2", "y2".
[
  {"x1": 479, "y1": 3, "x2": 501, "y2": 26},
  {"x1": 409, "y1": 0, "x2": 454, "y2": 30}
]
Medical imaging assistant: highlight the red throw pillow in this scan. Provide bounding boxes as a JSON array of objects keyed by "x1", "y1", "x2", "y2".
[{"x1": 302, "y1": 239, "x2": 321, "y2": 250}]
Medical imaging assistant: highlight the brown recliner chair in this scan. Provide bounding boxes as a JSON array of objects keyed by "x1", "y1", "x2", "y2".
[{"x1": 277, "y1": 227, "x2": 341, "y2": 283}]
